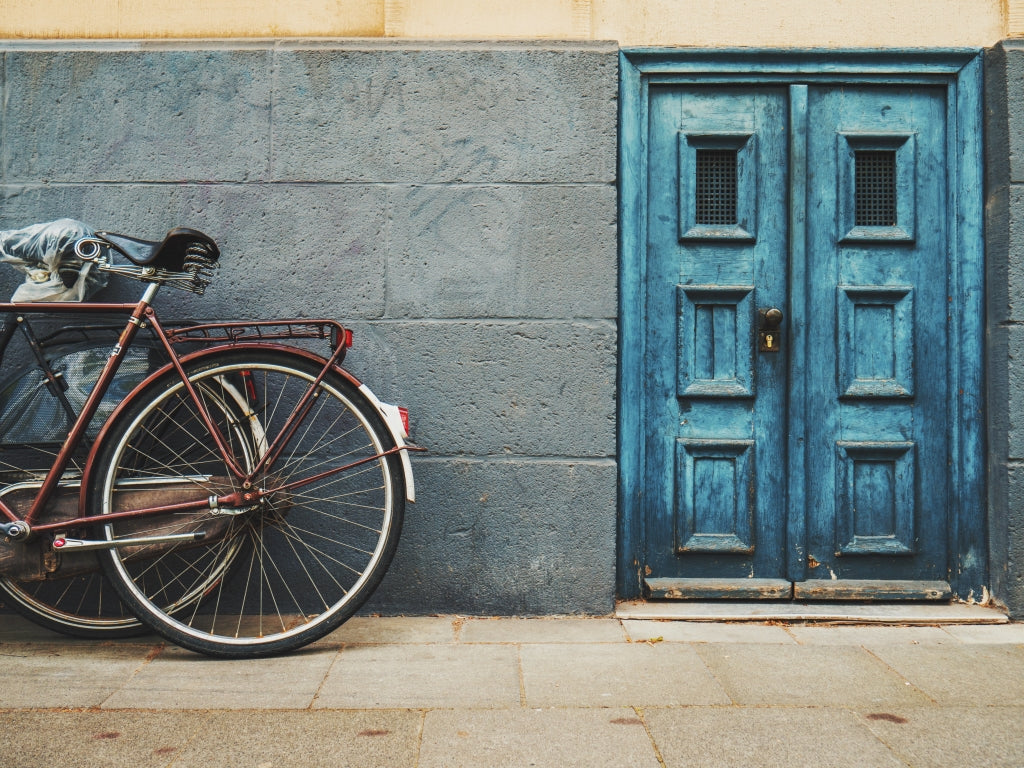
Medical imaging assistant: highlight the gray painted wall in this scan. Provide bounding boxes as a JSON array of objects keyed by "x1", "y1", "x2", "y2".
[
  {"x1": 985, "y1": 41, "x2": 1024, "y2": 619},
  {"x1": 0, "y1": 41, "x2": 620, "y2": 615}
]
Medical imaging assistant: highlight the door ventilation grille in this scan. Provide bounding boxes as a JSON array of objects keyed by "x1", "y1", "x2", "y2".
[
  {"x1": 854, "y1": 150, "x2": 897, "y2": 227},
  {"x1": 695, "y1": 149, "x2": 738, "y2": 225}
]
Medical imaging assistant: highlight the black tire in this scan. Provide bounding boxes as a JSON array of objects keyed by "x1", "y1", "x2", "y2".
[{"x1": 93, "y1": 348, "x2": 405, "y2": 658}]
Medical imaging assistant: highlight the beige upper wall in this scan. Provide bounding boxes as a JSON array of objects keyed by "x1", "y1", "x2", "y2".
[{"x1": 0, "y1": 0, "x2": 1018, "y2": 45}]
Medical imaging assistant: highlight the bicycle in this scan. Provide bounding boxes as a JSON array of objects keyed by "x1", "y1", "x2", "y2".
[{"x1": 0, "y1": 221, "x2": 421, "y2": 658}]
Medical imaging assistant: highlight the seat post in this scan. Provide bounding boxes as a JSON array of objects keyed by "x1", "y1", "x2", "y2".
[{"x1": 140, "y1": 282, "x2": 160, "y2": 306}]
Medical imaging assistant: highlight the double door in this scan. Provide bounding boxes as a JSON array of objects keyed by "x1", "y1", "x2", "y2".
[{"x1": 638, "y1": 81, "x2": 968, "y2": 599}]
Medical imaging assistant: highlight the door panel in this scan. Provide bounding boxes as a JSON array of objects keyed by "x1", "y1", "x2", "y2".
[
  {"x1": 642, "y1": 82, "x2": 954, "y2": 598},
  {"x1": 800, "y1": 86, "x2": 950, "y2": 591},
  {"x1": 645, "y1": 86, "x2": 788, "y2": 591}
]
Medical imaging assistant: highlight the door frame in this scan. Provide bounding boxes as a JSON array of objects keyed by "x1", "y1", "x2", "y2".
[{"x1": 617, "y1": 49, "x2": 986, "y2": 601}]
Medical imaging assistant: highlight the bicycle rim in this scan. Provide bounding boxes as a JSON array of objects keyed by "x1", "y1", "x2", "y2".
[{"x1": 95, "y1": 350, "x2": 404, "y2": 658}]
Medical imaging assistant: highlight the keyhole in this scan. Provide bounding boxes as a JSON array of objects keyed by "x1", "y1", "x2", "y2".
[{"x1": 766, "y1": 334, "x2": 774, "y2": 348}]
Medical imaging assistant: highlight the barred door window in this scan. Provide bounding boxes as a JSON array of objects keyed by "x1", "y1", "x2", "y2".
[
  {"x1": 695, "y1": 149, "x2": 738, "y2": 226},
  {"x1": 854, "y1": 150, "x2": 897, "y2": 227}
]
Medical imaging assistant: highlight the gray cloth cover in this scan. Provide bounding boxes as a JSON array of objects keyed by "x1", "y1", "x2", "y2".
[{"x1": 0, "y1": 218, "x2": 108, "y2": 302}]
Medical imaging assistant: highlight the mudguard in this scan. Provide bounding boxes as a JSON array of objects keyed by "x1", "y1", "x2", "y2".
[
  {"x1": 356, "y1": 384, "x2": 417, "y2": 504},
  {"x1": 79, "y1": 342, "x2": 416, "y2": 514}
]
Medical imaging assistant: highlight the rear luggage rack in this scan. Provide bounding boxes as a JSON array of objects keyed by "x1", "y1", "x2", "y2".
[{"x1": 165, "y1": 320, "x2": 352, "y2": 353}]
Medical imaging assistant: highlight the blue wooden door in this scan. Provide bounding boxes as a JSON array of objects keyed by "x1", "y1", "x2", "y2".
[{"x1": 641, "y1": 82, "x2": 958, "y2": 600}]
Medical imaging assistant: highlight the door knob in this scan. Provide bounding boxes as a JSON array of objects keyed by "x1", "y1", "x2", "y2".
[{"x1": 759, "y1": 307, "x2": 784, "y2": 353}]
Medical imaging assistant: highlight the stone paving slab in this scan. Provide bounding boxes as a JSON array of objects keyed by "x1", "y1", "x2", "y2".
[
  {"x1": 693, "y1": 644, "x2": 932, "y2": 707},
  {"x1": 644, "y1": 706, "x2": 907, "y2": 768},
  {"x1": 0, "y1": 613, "x2": 157, "y2": 644},
  {"x1": 101, "y1": 645, "x2": 339, "y2": 710},
  {"x1": 868, "y1": 644, "x2": 1024, "y2": 705},
  {"x1": 315, "y1": 643, "x2": 521, "y2": 709},
  {"x1": 171, "y1": 710, "x2": 423, "y2": 768},
  {"x1": 419, "y1": 708, "x2": 662, "y2": 768},
  {"x1": 622, "y1": 619, "x2": 796, "y2": 644},
  {"x1": 520, "y1": 642, "x2": 731, "y2": 707},
  {"x1": 617, "y1": 601, "x2": 1010, "y2": 623},
  {"x1": 787, "y1": 624, "x2": 959, "y2": 646},
  {"x1": 331, "y1": 615, "x2": 458, "y2": 645},
  {"x1": 0, "y1": 641, "x2": 157, "y2": 709},
  {"x1": 940, "y1": 622, "x2": 1024, "y2": 643},
  {"x1": 0, "y1": 710, "x2": 207, "y2": 768},
  {"x1": 857, "y1": 707, "x2": 1024, "y2": 768}
]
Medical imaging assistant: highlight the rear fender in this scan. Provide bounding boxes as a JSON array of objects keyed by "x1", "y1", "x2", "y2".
[{"x1": 356, "y1": 384, "x2": 416, "y2": 503}]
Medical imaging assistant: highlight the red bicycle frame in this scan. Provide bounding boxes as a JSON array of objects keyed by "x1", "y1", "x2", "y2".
[{"x1": 0, "y1": 285, "x2": 356, "y2": 539}]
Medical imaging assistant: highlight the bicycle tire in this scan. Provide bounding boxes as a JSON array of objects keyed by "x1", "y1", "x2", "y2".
[{"x1": 93, "y1": 348, "x2": 405, "y2": 658}]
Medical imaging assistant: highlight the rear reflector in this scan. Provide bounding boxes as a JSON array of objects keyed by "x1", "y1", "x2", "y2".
[
  {"x1": 330, "y1": 326, "x2": 354, "y2": 351},
  {"x1": 240, "y1": 370, "x2": 257, "y2": 403},
  {"x1": 398, "y1": 406, "x2": 410, "y2": 437}
]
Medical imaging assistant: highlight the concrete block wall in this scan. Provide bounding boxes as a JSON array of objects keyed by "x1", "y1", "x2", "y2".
[
  {"x1": 0, "y1": 40, "x2": 620, "y2": 615},
  {"x1": 985, "y1": 41, "x2": 1024, "y2": 618}
]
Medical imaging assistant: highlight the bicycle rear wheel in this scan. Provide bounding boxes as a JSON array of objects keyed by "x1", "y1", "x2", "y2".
[{"x1": 93, "y1": 349, "x2": 405, "y2": 658}]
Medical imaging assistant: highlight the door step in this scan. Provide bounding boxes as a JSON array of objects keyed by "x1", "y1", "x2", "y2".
[{"x1": 617, "y1": 600, "x2": 1009, "y2": 624}]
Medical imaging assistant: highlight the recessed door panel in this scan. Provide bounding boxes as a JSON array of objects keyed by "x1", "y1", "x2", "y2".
[{"x1": 676, "y1": 285, "x2": 755, "y2": 398}]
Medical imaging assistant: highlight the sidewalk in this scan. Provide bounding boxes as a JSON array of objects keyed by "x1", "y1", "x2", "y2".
[{"x1": 1, "y1": 611, "x2": 1023, "y2": 768}]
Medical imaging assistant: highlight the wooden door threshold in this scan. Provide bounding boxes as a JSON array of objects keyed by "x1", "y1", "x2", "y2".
[
  {"x1": 644, "y1": 578, "x2": 791, "y2": 600},
  {"x1": 793, "y1": 579, "x2": 951, "y2": 601}
]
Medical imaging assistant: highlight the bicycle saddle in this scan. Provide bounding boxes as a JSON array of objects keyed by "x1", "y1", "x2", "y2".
[{"x1": 96, "y1": 227, "x2": 220, "y2": 272}]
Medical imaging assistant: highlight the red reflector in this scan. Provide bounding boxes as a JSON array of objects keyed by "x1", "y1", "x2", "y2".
[
  {"x1": 240, "y1": 370, "x2": 257, "y2": 403},
  {"x1": 53, "y1": 538, "x2": 65, "y2": 548},
  {"x1": 398, "y1": 406, "x2": 410, "y2": 436},
  {"x1": 330, "y1": 327, "x2": 353, "y2": 351}
]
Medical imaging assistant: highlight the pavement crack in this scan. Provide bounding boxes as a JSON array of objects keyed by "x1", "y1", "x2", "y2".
[
  {"x1": 517, "y1": 644, "x2": 527, "y2": 707},
  {"x1": 98, "y1": 641, "x2": 166, "y2": 710},
  {"x1": 308, "y1": 645, "x2": 344, "y2": 709},
  {"x1": 412, "y1": 709, "x2": 428, "y2": 768},
  {"x1": 862, "y1": 646, "x2": 937, "y2": 705},
  {"x1": 633, "y1": 706, "x2": 668, "y2": 768}
]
